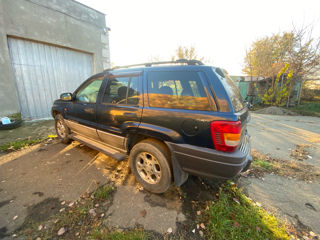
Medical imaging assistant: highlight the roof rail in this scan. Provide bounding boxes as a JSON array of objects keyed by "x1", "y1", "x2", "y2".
[{"x1": 104, "y1": 59, "x2": 204, "y2": 71}]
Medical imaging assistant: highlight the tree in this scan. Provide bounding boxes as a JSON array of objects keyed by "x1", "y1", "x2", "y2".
[
  {"x1": 243, "y1": 26, "x2": 320, "y2": 104},
  {"x1": 171, "y1": 46, "x2": 204, "y2": 62},
  {"x1": 255, "y1": 64, "x2": 293, "y2": 106}
]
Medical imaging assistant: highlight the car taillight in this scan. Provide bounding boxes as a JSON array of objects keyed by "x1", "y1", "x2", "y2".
[{"x1": 210, "y1": 121, "x2": 241, "y2": 152}]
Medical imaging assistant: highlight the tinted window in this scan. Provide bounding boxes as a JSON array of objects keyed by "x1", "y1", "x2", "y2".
[
  {"x1": 214, "y1": 68, "x2": 244, "y2": 112},
  {"x1": 147, "y1": 71, "x2": 211, "y2": 111},
  {"x1": 103, "y1": 76, "x2": 140, "y2": 105},
  {"x1": 76, "y1": 78, "x2": 103, "y2": 103}
]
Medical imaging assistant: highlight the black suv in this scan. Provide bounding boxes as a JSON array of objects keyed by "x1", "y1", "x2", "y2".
[{"x1": 52, "y1": 59, "x2": 251, "y2": 193}]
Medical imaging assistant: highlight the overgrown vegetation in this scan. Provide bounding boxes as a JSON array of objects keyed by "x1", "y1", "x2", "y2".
[
  {"x1": 204, "y1": 182, "x2": 290, "y2": 240},
  {"x1": 0, "y1": 134, "x2": 57, "y2": 152}
]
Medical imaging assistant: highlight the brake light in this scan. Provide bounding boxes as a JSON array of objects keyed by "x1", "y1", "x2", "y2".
[{"x1": 210, "y1": 121, "x2": 241, "y2": 152}]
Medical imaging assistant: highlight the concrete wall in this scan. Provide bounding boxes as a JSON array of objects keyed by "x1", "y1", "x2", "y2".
[{"x1": 0, "y1": 0, "x2": 110, "y2": 116}]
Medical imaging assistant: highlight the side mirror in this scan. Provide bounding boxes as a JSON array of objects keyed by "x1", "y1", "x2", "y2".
[
  {"x1": 60, "y1": 93, "x2": 72, "y2": 101},
  {"x1": 244, "y1": 100, "x2": 253, "y2": 109}
]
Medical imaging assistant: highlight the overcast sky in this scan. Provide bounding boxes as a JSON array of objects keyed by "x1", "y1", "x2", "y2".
[{"x1": 77, "y1": 0, "x2": 320, "y2": 75}]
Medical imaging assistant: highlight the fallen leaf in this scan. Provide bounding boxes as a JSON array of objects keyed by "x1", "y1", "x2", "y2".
[
  {"x1": 233, "y1": 198, "x2": 240, "y2": 205},
  {"x1": 57, "y1": 227, "x2": 66, "y2": 236},
  {"x1": 140, "y1": 209, "x2": 147, "y2": 217},
  {"x1": 256, "y1": 226, "x2": 261, "y2": 232},
  {"x1": 229, "y1": 212, "x2": 235, "y2": 220},
  {"x1": 200, "y1": 223, "x2": 205, "y2": 229},
  {"x1": 233, "y1": 221, "x2": 240, "y2": 228}
]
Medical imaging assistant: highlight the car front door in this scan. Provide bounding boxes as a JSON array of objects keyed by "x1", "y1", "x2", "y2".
[
  {"x1": 96, "y1": 72, "x2": 143, "y2": 150},
  {"x1": 65, "y1": 75, "x2": 104, "y2": 140}
]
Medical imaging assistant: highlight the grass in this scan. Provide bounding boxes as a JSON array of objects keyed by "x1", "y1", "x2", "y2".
[
  {"x1": 204, "y1": 182, "x2": 290, "y2": 240},
  {"x1": 90, "y1": 229, "x2": 147, "y2": 240},
  {"x1": 94, "y1": 185, "x2": 113, "y2": 201},
  {"x1": 251, "y1": 159, "x2": 274, "y2": 171},
  {"x1": 289, "y1": 101, "x2": 320, "y2": 117},
  {"x1": 0, "y1": 134, "x2": 57, "y2": 152}
]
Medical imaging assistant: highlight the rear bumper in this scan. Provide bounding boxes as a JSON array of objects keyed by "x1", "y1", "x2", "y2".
[{"x1": 166, "y1": 135, "x2": 251, "y2": 179}]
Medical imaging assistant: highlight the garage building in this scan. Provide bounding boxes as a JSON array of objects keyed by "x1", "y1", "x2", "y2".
[{"x1": 0, "y1": 0, "x2": 110, "y2": 120}]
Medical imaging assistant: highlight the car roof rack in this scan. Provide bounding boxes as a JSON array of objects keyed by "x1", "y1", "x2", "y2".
[{"x1": 104, "y1": 59, "x2": 204, "y2": 71}]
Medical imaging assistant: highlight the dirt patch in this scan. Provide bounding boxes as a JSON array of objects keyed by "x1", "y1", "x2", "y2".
[
  {"x1": 254, "y1": 106, "x2": 298, "y2": 116},
  {"x1": 245, "y1": 150, "x2": 320, "y2": 181},
  {"x1": 0, "y1": 120, "x2": 55, "y2": 146},
  {"x1": 290, "y1": 144, "x2": 312, "y2": 161}
]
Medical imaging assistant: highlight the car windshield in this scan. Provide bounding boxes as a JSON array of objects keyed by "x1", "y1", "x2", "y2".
[{"x1": 214, "y1": 68, "x2": 244, "y2": 112}]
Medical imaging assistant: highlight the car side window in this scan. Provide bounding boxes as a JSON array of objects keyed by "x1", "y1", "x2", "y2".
[
  {"x1": 147, "y1": 71, "x2": 211, "y2": 111},
  {"x1": 103, "y1": 76, "x2": 140, "y2": 105},
  {"x1": 76, "y1": 78, "x2": 103, "y2": 103}
]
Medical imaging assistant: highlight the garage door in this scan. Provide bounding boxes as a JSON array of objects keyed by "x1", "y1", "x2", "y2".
[{"x1": 8, "y1": 37, "x2": 93, "y2": 120}]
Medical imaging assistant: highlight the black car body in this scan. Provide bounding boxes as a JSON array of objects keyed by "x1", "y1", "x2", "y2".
[{"x1": 52, "y1": 59, "x2": 252, "y2": 193}]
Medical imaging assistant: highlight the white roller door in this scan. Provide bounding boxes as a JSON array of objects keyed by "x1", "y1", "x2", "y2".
[{"x1": 8, "y1": 37, "x2": 93, "y2": 120}]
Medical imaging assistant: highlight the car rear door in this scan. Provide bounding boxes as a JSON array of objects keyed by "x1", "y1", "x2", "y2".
[{"x1": 95, "y1": 72, "x2": 143, "y2": 150}]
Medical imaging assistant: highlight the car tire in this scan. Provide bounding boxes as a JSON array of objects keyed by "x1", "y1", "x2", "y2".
[
  {"x1": 129, "y1": 139, "x2": 172, "y2": 193},
  {"x1": 55, "y1": 114, "x2": 71, "y2": 144}
]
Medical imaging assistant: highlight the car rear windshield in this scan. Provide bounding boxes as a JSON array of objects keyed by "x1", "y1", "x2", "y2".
[{"x1": 214, "y1": 68, "x2": 244, "y2": 112}]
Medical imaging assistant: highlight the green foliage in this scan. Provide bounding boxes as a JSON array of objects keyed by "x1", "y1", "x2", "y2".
[
  {"x1": 205, "y1": 182, "x2": 290, "y2": 240},
  {"x1": 255, "y1": 64, "x2": 294, "y2": 106}
]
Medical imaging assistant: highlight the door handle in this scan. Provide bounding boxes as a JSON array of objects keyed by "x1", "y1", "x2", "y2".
[{"x1": 123, "y1": 112, "x2": 137, "y2": 117}]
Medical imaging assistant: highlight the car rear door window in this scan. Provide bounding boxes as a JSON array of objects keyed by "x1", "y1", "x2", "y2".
[
  {"x1": 147, "y1": 71, "x2": 211, "y2": 111},
  {"x1": 103, "y1": 76, "x2": 140, "y2": 105}
]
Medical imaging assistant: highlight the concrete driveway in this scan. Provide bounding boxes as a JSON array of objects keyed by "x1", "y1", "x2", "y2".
[
  {"x1": 248, "y1": 113, "x2": 320, "y2": 166},
  {"x1": 243, "y1": 113, "x2": 320, "y2": 234},
  {"x1": 0, "y1": 113, "x2": 319, "y2": 238}
]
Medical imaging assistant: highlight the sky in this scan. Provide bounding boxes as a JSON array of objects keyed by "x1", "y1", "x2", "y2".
[{"x1": 77, "y1": 0, "x2": 320, "y2": 75}]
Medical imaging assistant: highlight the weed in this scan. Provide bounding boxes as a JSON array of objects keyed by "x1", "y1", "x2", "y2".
[
  {"x1": 94, "y1": 185, "x2": 113, "y2": 200},
  {"x1": 0, "y1": 138, "x2": 43, "y2": 151},
  {"x1": 0, "y1": 134, "x2": 57, "y2": 152},
  {"x1": 251, "y1": 159, "x2": 274, "y2": 171}
]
